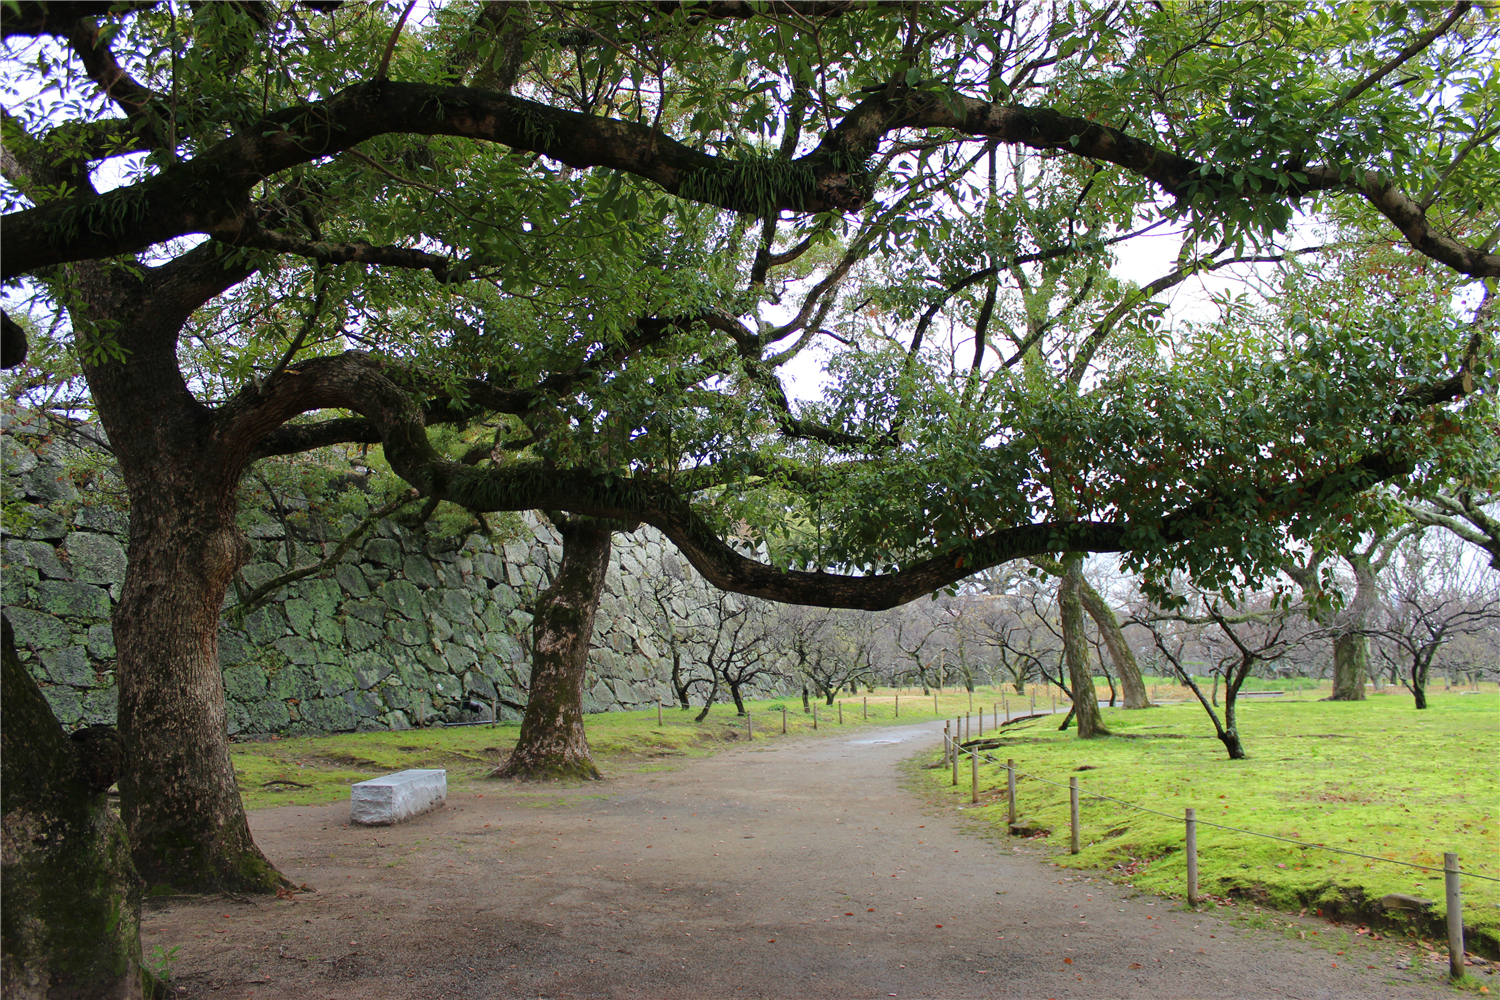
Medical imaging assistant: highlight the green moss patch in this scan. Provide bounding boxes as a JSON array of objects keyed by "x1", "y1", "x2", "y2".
[{"x1": 914, "y1": 691, "x2": 1499, "y2": 955}]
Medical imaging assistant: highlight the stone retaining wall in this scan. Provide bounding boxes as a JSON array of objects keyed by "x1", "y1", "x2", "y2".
[{"x1": 1, "y1": 413, "x2": 788, "y2": 734}]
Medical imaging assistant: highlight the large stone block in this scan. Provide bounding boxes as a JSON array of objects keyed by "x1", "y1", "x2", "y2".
[
  {"x1": 301, "y1": 695, "x2": 357, "y2": 732},
  {"x1": 243, "y1": 604, "x2": 288, "y2": 645},
  {"x1": 274, "y1": 635, "x2": 318, "y2": 665},
  {"x1": 343, "y1": 688, "x2": 384, "y2": 719},
  {"x1": 18, "y1": 508, "x2": 68, "y2": 540},
  {"x1": 283, "y1": 597, "x2": 316, "y2": 636},
  {"x1": 247, "y1": 698, "x2": 292, "y2": 732},
  {"x1": 314, "y1": 657, "x2": 357, "y2": 697},
  {"x1": 34, "y1": 580, "x2": 110, "y2": 619},
  {"x1": 352, "y1": 651, "x2": 395, "y2": 689},
  {"x1": 350, "y1": 769, "x2": 446, "y2": 826},
  {"x1": 4, "y1": 608, "x2": 71, "y2": 650},
  {"x1": 386, "y1": 617, "x2": 430, "y2": 648},
  {"x1": 1, "y1": 563, "x2": 35, "y2": 606},
  {"x1": 61, "y1": 532, "x2": 126, "y2": 584},
  {"x1": 22, "y1": 465, "x2": 78, "y2": 504},
  {"x1": 443, "y1": 643, "x2": 478, "y2": 673},
  {"x1": 402, "y1": 554, "x2": 440, "y2": 588},
  {"x1": 223, "y1": 664, "x2": 269, "y2": 702},
  {"x1": 42, "y1": 645, "x2": 97, "y2": 687},
  {"x1": 344, "y1": 616, "x2": 383, "y2": 651},
  {"x1": 72, "y1": 505, "x2": 129, "y2": 535},
  {"x1": 312, "y1": 613, "x2": 343, "y2": 647},
  {"x1": 364, "y1": 537, "x2": 402, "y2": 567},
  {"x1": 240, "y1": 562, "x2": 285, "y2": 589},
  {"x1": 301, "y1": 577, "x2": 342, "y2": 619},
  {"x1": 79, "y1": 685, "x2": 118, "y2": 725},
  {"x1": 7, "y1": 539, "x2": 68, "y2": 579},
  {"x1": 380, "y1": 579, "x2": 424, "y2": 618},
  {"x1": 342, "y1": 599, "x2": 386, "y2": 626},
  {"x1": 86, "y1": 623, "x2": 116, "y2": 660},
  {"x1": 267, "y1": 664, "x2": 314, "y2": 700},
  {"x1": 1, "y1": 434, "x2": 38, "y2": 473},
  {"x1": 335, "y1": 561, "x2": 370, "y2": 598}
]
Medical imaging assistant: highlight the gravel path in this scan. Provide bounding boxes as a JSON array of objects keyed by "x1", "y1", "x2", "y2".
[{"x1": 147, "y1": 720, "x2": 1456, "y2": 998}]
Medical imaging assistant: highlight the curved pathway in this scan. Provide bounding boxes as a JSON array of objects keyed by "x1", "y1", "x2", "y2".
[{"x1": 147, "y1": 721, "x2": 1454, "y2": 998}]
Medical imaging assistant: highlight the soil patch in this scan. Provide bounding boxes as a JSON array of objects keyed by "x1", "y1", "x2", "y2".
[{"x1": 145, "y1": 721, "x2": 1472, "y2": 998}]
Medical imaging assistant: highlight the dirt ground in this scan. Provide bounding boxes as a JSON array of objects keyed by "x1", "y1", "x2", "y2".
[{"x1": 145, "y1": 720, "x2": 1472, "y2": 999}]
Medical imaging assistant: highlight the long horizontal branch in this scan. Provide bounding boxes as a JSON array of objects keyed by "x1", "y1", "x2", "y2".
[
  {"x1": 219, "y1": 348, "x2": 1471, "y2": 611},
  {"x1": 9, "y1": 74, "x2": 1497, "y2": 280}
]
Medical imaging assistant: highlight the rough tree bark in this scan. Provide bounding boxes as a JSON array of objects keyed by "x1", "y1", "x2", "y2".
[
  {"x1": 492, "y1": 518, "x2": 612, "y2": 781},
  {"x1": 74, "y1": 258, "x2": 287, "y2": 894},
  {"x1": 1328, "y1": 552, "x2": 1378, "y2": 701},
  {"x1": 1059, "y1": 556, "x2": 1109, "y2": 738},
  {"x1": 1077, "y1": 580, "x2": 1150, "y2": 708},
  {"x1": 2, "y1": 617, "x2": 149, "y2": 999}
]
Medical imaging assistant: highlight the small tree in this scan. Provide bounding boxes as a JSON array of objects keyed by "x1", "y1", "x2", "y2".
[
  {"x1": 1134, "y1": 593, "x2": 1305, "y2": 759},
  {"x1": 1371, "y1": 533, "x2": 1500, "y2": 710}
]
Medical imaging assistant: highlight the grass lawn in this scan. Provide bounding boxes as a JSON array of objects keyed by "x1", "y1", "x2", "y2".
[
  {"x1": 913, "y1": 688, "x2": 1500, "y2": 955},
  {"x1": 229, "y1": 687, "x2": 980, "y2": 812}
]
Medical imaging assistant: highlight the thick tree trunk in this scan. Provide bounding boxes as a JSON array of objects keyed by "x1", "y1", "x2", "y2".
[
  {"x1": 493, "y1": 520, "x2": 612, "y2": 780},
  {"x1": 78, "y1": 261, "x2": 285, "y2": 895},
  {"x1": 1327, "y1": 553, "x2": 1376, "y2": 701},
  {"x1": 1078, "y1": 580, "x2": 1150, "y2": 708},
  {"x1": 114, "y1": 482, "x2": 287, "y2": 893},
  {"x1": 728, "y1": 682, "x2": 747, "y2": 716},
  {"x1": 2, "y1": 617, "x2": 149, "y2": 999},
  {"x1": 1329, "y1": 632, "x2": 1369, "y2": 700},
  {"x1": 1059, "y1": 556, "x2": 1109, "y2": 738}
]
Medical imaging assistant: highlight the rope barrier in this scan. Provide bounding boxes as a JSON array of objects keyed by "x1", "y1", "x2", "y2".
[{"x1": 943, "y1": 740, "x2": 1498, "y2": 884}]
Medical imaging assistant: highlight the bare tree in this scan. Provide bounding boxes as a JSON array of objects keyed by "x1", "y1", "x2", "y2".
[
  {"x1": 1370, "y1": 533, "x2": 1500, "y2": 710},
  {"x1": 1133, "y1": 592, "x2": 1307, "y2": 759}
]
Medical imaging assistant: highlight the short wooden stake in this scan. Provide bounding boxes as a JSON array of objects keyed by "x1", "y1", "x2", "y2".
[
  {"x1": 1006, "y1": 759, "x2": 1017, "y2": 826},
  {"x1": 943, "y1": 724, "x2": 951, "y2": 764},
  {"x1": 1446, "y1": 852, "x2": 1465, "y2": 980},
  {"x1": 1185, "y1": 807, "x2": 1199, "y2": 906},
  {"x1": 970, "y1": 748, "x2": 979, "y2": 804},
  {"x1": 977, "y1": 710, "x2": 983, "y2": 737},
  {"x1": 657, "y1": 700, "x2": 663, "y2": 726},
  {"x1": 813, "y1": 704, "x2": 818, "y2": 730},
  {"x1": 1051, "y1": 691, "x2": 1056, "y2": 714},
  {"x1": 1069, "y1": 776, "x2": 1080, "y2": 855},
  {"x1": 934, "y1": 693, "x2": 939, "y2": 715},
  {"x1": 838, "y1": 701, "x2": 843, "y2": 725},
  {"x1": 863, "y1": 696, "x2": 868, "y2": 720},
  {"x1": 895, "y1": 694, "x2": 899, "y2": 718},
  {"x1": 1030, "y1": 693, "x2": 1036, "y2": 714},
  {"x1": 781, "y1": 707, "x2": 787, "y2": 734},
  {"x1": 951, "y1": 737, "x2": 959, "y2": 786},
  {"x1": 746, "y1": 713, "x2": 752, "y2": 741}
]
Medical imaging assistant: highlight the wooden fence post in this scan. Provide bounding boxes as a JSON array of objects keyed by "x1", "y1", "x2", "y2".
[
  {"x1": 863, "y1": 696, "x2": 868, "y2": 720},
  {"x1": 970, "y1": 748, "x2": 979, "y2": 804},
  {"x1": 1006, "y1": 759, "x2": 1017, "y2": 826},
  {"x1": 746, "y1": 713, "x2": 752, "y2": 741},
  {"x1": 951, "y1": 737, "x2": 959, "y2": 786},
  {"x1": 895, "y1": 694, "x2": 899, "y2": 718},
  {"x1": 1185, "y1": 807, "x2": 1199, "y2": 906},
  {"x1": 943, "y1": 724, "x2": 951, "y2": 764},
  {"x1": 934, "y1": 693, "x2": 939, "y2": 715},
  {"x1": 838, "y1": 701, "x2": 843, "y2": 725},
  {"x1": 1070, "y1": 777, "x2": 1080, "y2": 854},
  {"x1": 813, "y1": 704, "x2": 818, "y2": 730},
  {"x1": 782, "y1": 707, "x2": 787, "y2": 734},
  {"x1": 657, "y1": 700, "x2": 662, "y2": 726},
  {"x1": 1447, "y1": 852, "x2": 1465, "y2": 980},
  {"x1": 977, "y1": 709, "x2": 983, "y2": 737}
]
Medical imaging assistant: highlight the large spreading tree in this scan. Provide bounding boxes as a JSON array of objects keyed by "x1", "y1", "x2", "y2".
[{"x1": 3, "y1": 0, "x2": 1497, "y2": 918}]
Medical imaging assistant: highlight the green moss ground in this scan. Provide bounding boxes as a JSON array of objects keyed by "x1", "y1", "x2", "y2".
[
  {"x1": 914, "y1": 689, "x2": 1500, "y2": 954},
  {"x1": 229, "y1": 688, "x2": 971, "y2": 812}
]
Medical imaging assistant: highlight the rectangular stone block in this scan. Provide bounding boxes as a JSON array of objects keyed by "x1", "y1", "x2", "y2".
[{"x1": 350, "y1": 769, "x2": 447, "y2": 826}]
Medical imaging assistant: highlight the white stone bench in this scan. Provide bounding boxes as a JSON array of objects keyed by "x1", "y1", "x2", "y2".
[{"x1": 350, "y1": 769, "x2": 447, "y2": 826}]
